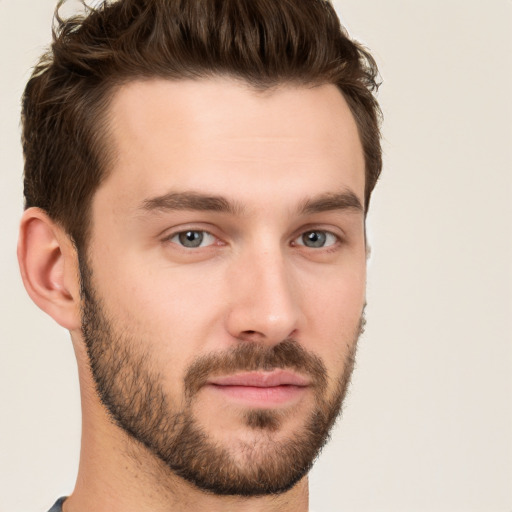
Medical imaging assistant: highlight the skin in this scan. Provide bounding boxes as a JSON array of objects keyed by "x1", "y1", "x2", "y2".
[{"x1": 18, "y1": 77, "x2": 367, "y2": 512}]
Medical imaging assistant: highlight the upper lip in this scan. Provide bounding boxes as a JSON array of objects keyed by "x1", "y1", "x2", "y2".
[{"x1": 207, "y1": 370, "x2": 311, "y2": 388}]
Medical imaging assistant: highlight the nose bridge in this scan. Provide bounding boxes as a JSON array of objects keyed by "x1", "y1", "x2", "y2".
[{"x1": 226, "y1": 238, "x2": 300, "y2": 343}]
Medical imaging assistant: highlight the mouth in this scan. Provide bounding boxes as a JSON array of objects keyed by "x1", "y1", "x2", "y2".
[{"x1": 205, "y1": 370, "x2": 311, "y2": 407}]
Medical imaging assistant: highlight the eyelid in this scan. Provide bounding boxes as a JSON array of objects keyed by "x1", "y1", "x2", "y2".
[
  {"x1": 161, "y1": 226, "x2": 223, "y2": 249},
  {"x1": 292, "y1": 229, "x2": 341, "y2": 248},
  {"x1": 160, "y1": 221, "x2": 219, "y2": 239},
  {"x1": 292, "y1": 221, "x2": 346, "y2": 240},
  {"x1": 172, "y1": 230, "x2": 216, "y2": 248},
  {"x1": 160, "y1": 223, "x2": 346, "y2": 250}
]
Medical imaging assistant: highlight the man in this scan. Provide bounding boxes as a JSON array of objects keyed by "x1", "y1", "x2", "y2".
[{"x1": 17, "y1": 0, "x2": 381, "y2": 510}]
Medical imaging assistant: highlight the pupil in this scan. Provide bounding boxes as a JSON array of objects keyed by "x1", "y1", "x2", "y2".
[{"x1": 179, "y1": 231, "x2": 203, "y2": 247}]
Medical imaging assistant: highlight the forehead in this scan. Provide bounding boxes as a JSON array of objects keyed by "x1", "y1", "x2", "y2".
[{"x1": 98, "y1": 78, "x2": 365, "y2": 214}]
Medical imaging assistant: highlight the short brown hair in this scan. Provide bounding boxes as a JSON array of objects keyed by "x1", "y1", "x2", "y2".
[{"x1": 22, "y1": 0, "x2": 382, "y2": 250}]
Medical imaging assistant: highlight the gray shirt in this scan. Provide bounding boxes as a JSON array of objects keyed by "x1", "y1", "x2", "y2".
[{"x1": 47, "y1": 497, "x2": 66, "y2": 512}]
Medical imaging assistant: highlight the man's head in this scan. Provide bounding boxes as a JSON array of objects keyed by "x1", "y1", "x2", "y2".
[{"x1": 18, "y1": 0, "x2": 381, "y2": 502}]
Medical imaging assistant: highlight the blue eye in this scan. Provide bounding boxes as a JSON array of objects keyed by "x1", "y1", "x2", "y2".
[
  {"x1": 170, "y1": 230, "x2": 216, "y2": 248},
  {"x1": 295, "y1": 230, "x2": 337, "y2": 248}
]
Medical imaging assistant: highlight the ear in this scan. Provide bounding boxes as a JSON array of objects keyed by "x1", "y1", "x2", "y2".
[{"x1": 17, "y1": 207, "x2": 82, "y2": 331}]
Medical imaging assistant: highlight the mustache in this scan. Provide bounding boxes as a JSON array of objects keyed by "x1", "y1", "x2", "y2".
[{"x1": 183, "y1": 339, "x2": 328, "y2": 399}]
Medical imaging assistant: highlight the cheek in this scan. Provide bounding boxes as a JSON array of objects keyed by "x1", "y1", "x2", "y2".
[
  {"x1": 89, "y1": 252, "x2": 228, "y2": 389},
  {"x1": 301, "y1": 263, "x2": 366, "y2": 376}
]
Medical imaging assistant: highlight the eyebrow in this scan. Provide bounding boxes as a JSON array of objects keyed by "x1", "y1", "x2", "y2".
[
  {"x1": 139, "y1": 190, "x2": 363, "y2": 216},
  {"x1": 140, "y1": 191, "x2": 245, "y2": 216},
  {"x1": 298, "y1": 191, "x2": 364, "y2": 215}
]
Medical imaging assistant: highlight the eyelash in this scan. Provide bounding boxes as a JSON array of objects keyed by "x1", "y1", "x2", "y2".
[
  {"x1": 163, "y1": 228, "x2": 342, "y2": 250},
  {"x1": 166, "y1": 230, "x2": 219, "y2": 249},
  {"x1": 292, "y1": 230, "x2": 339, "y2": 249}
]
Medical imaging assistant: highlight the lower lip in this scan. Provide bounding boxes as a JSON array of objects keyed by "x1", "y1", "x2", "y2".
[{"x1": 206, "y1": 384, "x2": 308, "y2": 406}]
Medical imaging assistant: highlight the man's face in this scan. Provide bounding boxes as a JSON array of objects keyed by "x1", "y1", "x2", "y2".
[{"x1": 80, "y1": 78, "x2": 366, "y2": 495}]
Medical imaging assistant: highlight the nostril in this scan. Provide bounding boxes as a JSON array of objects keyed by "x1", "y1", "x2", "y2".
[{"x1": 237, "y1": 330, "x2": 265, "y2": 343}]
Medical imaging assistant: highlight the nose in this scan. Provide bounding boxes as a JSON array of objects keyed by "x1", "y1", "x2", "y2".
[{"x1": 225, "y1": 247, "x2": 301, "y2": 345}]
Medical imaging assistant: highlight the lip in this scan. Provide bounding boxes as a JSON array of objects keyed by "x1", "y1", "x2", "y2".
[
  {"x1": 205, "y1": 370, "x2": 311, "y2": 407},
  {"x1": 207, "y1": 370, "x2": 311, "y2": 388}
]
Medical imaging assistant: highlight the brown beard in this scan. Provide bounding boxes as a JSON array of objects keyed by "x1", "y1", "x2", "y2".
[{"x1": 79, "y1": 254, "x2": 362, "y2": 496}]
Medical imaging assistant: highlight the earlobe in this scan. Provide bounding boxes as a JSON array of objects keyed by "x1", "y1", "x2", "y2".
[{"x1": 17, "y1": 208, "x2": 82, "y2": 331}]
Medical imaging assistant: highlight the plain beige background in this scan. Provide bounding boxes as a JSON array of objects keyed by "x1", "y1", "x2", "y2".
[{"x1": 1, "y1": 0, "x2": 511, "y2": 511}]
